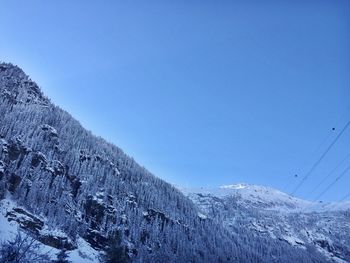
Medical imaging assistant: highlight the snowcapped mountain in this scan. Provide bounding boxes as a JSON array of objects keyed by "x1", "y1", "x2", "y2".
[
  {"x1": 184, "y1": 184, "x2": 350, "y2": 263},
  {"x1": 0, "y1": 62, "x2": 348, "y2": 262},
  {"x1": 183, "y1": 183, "x2": 311, "y2": 211}
]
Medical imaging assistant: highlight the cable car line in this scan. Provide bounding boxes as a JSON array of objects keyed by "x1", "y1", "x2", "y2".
[
  {"x1": 291, "y1": 120, "x2": 350, "y2": 195},
  {"x1": 308, "y1": 151, "x2": 350, "y2": 198},
  {"x1": 314, "y1": 163, "x2": 350, "y2": 201},
  {"x1": 286, "y1": 127, "x2": 336, "y2": 192}
]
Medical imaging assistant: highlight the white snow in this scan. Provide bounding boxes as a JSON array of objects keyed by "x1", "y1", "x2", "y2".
[
  {"x1": 0, "y1": 198, "x2": 100, "y2": 263},
  {"x1": 68, "y1": 237, "x2": 100, "y2": 263},
  {"x1": 0, "y1": 199, "x2": 18, "y2": 241},
  {"x1": 142, "y1": 211, "x2": 149, "y2": 216},
  {"x1": 181, "y1": 183, "x2": 350, "y2": 213},
  {"x1": 279, "y1": 235, "x2": 305, "y2": 248},
  {"x1": 197, "y1": 212, "x2": 207, "y2": 220},
  {"x1": 39, "y1": 227, "x2": 68, "y2": 238},
  {"x1": 182, "y1": 183, "x2": 350, "y2": 262},
  {"x1": 114, "y1": 167, "x2": 121, "y2": 175},
  {"x1": 220, "y1": 183, "x2": 247, "y2": 190}
]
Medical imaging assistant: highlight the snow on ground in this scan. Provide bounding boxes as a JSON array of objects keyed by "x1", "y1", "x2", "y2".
[
  {"x1": 68, "y1": 237, "x2": 100, "y2": 263},
  {"x1": 304, "y1": 200, "x2": 350, "y2": 212},
  {"x1": 0, "y1": 198, "x2": 100, "y2": 263},
  {"x1": 279, "y1": 234, "x2": 305, "y2": 248},
  {"x1": 182, "y1": 183, "x2": 350, "y2": 263},
  {"x1": 197, "y1": 212, "x2": 208, "y2": 220},
  {"x1": 0, "y1": 199, "x2": 18, "y2": 241}
]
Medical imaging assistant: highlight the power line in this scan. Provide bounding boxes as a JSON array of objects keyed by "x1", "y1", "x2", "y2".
[
  {"x1": 291, "y1": 120, "x2": 350, "y2": 195},
  {"x1": 308, "y1": 151, "x2": 350, "y2": 198},
  {"x1": 312, "y1": 130, "x2": 335, "y2": 158},
  {"x1": 339, "y1": 192, "x2": 350, "y2": 203},
  {"x1": 283, "y1": 127, "x2": 336, "y2": 192},
  {"x1": 314, "y1": 163, "x2": 350, "y2": 201},
  {"x1": 286, "y1": 111, "x2": 348, "y2": 193}
]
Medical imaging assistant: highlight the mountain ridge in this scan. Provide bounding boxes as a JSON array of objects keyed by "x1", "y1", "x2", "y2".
[
  {"x1": 181, "y1": 183, "x2": 350, "y2": 212},
  {"x1": 184, "y1": 183, "x2": 350, "y2": 263},
  {"x1": 0, "y1": 62, "x2": 347, "y2": 262},
  {"x1": 0, "y1": 62, "x2": 259, "y2": 262}
]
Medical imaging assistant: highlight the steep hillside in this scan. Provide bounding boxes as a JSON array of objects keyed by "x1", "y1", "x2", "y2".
[
  {"x1": 0, "y1": 63, "x2": 246, "y2": 262},
  {"x1": 0, "y1": 63, "x2": 333, "y2": 262},
  {"x1": 184, "y1": 184, "x2": 350, "y2": 263}
]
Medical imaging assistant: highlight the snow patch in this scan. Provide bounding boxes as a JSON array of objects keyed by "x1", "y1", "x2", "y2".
[
  {"x1": 220, "y1": 183, "x2": 248, "y2": 190},
  {"x1": 197, "y1": 212, "x2": 207, "y2": 220},
  {"x1": 279, "y1": 235, "x2": 305, "y2": 248},
  {"x1": 68, "y1": 237, "x2": 100, "y2": 263}
]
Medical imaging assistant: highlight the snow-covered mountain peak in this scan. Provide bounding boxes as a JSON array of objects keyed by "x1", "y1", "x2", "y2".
[
  {"x1": 219, "y1": 182, "x2": 292, "y2": 197},
  {"x1": 184, "y1": 183, "x2": 350, "y2": 213},
  {"x1": 182, "y1": 183, "x2": 308, "y2": 211},
  {"x1": 184, "y1": 184, "x2": 350, "y2": 262}
]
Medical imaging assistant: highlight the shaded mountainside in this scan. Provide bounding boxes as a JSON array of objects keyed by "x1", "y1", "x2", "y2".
[
  {"x1": 0, "y1": 62, "x2": 334, "y2": 262},
  {"x1": 184, "y1": 184, "x2": 350, "y2": 263}
]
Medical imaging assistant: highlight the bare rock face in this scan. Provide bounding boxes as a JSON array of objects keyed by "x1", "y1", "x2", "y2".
[
  {"x1": 84, "y1": 228, "x2": 109, "y2": 250},
  {"x1": 38, "y1": 235, "x2": 76, "y2": 251},
  {"x1": 7, "y1": 207, "x2": 44, "y2": 234}
]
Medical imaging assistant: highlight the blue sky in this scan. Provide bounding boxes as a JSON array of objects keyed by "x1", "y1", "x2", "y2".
[{"x1": 1, "y1": 0, "x2": 350, "y2": 201}]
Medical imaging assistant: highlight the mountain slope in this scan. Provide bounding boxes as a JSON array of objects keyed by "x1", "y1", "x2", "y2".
[
  {"x1": 0, "y1": 62, "x2": 336, "y2": 262},
  {"x1": 184, "y1": 184, "x2": 350, "y2": 263},
  {"x1": 1, "y1": 63, "x2": 288, "y2": 262}
]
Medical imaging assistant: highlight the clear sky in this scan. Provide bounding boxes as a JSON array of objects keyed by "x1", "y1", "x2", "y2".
[{"x1": 1, "y1": 0, "x2": 350, "y2": 201}]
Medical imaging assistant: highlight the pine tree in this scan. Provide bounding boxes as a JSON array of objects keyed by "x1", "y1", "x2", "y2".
[{"x1": 101, "y1": 231, "x2": 129, "y2": 263}]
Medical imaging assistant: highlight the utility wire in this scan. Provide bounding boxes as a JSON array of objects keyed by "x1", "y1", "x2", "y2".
[
  {"x1": 339, "y1": 192, "x2": 350, "y2": 203},
  {"x1": 291, "y1": 120, "x2": 350, "y2": 195},
  {"x1": 283, "y1": 128, "x2": 335, "y2": 192},
  {"x1": 308, "y1": 151, "x2": 350, "y2": 198},
  {"x1": 288, "y1": 111, "x2": 348, "y2": 193},
  {"x1": 314, "y1": 163, "x2": 350, "y2": 201}
]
